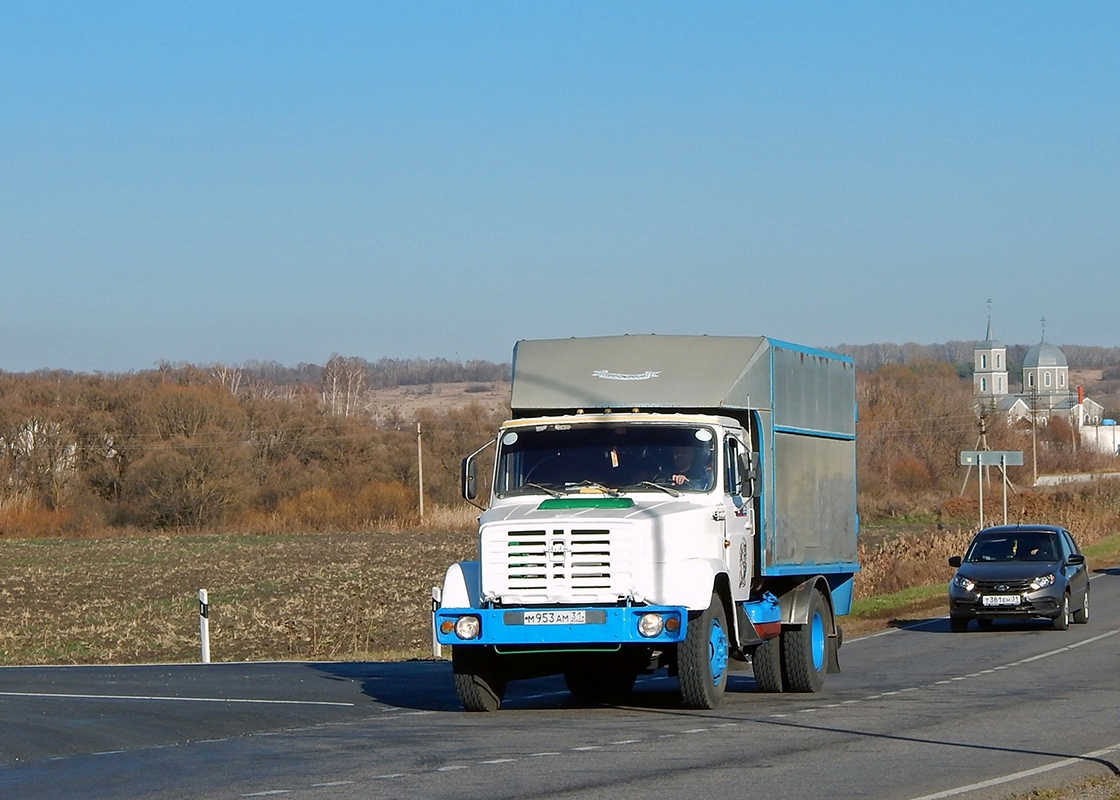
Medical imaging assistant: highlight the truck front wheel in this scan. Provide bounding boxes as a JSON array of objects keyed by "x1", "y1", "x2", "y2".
[
  {"x1": 782, "y1": 588, "x2": 830, "y2": 693},
  {"x1": 678, "y1": 592, "x2": 730, "y2": 709},
  {"x1": 453, "y1": 645, "x2": 507, "y2": 712}
]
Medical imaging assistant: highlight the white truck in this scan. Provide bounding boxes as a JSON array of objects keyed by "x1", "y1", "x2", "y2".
[{"x1": 436, "y1": 335, "x2": 858, "y2": 710}]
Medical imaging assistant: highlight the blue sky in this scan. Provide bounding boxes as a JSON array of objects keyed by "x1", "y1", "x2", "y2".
[{"x1": 2, "y1": 2, "x2": 1118, "y2": 372}]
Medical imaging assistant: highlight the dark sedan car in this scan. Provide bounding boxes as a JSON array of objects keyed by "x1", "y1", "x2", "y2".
[{"x1": 948, "y1": 524, "x2": 1089, "y2": 632}]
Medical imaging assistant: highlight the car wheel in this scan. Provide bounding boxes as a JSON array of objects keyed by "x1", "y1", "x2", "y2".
[
  {"x1": 1052, "y1": 593, "x2": 1070, "y2": 631},
  {"x1": 950, "y1": 616, "x2": 969, "y2": 633},
  {"x1": 1072, "y1": 586, "x2": 1090, "y2": 624}
]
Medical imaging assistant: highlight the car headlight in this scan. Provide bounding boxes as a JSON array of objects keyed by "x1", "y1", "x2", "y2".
[
  {"x1": 953, "y1": 575, "x2": 976, "y2": 593},
  {"x1": 1029, "y1": 574, "x2": 1056, "y2": 591}
]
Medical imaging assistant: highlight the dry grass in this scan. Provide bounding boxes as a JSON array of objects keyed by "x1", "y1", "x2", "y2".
[
  {"x1": 0, "y1": 530, "x2": 475, "y2": 665},
  {"x1": 2, "y1": 484, "x2": 1118, "y2": 667}
]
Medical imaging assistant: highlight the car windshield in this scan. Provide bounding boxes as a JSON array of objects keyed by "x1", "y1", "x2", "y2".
[
  {"x1": 494, "y1": 423, "x2": 716, "y2": 497},
  {"x1": 964, "y1": 532, "x2": 1060, "y2": 563}
]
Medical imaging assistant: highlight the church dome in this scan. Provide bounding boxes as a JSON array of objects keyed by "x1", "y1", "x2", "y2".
[{"x1": 1023, "y1": 340, "x2": 1067, "y2": 368}]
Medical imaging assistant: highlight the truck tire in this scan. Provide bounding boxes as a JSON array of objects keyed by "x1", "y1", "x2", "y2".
[
  {"x1": 564, "y1": 669, "x2": 637, "y2": 703},
  {"x1": 781, "y1": 588, "x2": 829, "y2": 693},
  {"x1": 751, "y1": 637, "x2": 784, "y2": 692},
  {"x1": 453, "y1": 645, "x2": 507, "y2": 712},
  {"x1": 678, "y1": 592, "x2": 730, "y2": 709}
]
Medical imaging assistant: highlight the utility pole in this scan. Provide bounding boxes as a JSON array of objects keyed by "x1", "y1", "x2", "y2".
[
  {"x1": 959, "y1": 404, "x2": 991, "y2": 496},
  {"x1": 1029, "y1": 388, "x2": 1039, "y2": 487}
]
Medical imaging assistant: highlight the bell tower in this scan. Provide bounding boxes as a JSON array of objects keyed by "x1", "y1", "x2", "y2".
[{"x1": 973, "y1": 316, "x2": 1008, "y2": 398}]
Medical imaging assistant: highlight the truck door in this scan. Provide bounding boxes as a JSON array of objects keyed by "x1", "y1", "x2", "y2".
[{"x1": 723, "y1": 434, "x2": 755, "y2": 602}]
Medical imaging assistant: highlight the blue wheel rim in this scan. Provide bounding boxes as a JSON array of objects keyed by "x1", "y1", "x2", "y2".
[
  {"x1": 708, "y1": 619, "x2": 729, "y2": 686},
  {"x1": 810, "y1": 610, "x2": 825, "y2": 672}
]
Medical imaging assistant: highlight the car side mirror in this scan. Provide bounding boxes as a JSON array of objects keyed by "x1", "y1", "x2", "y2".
[
  {"x1": 947, "y1": 556, "x2": 962, "y2": 568},
  {"x1": 1067, "y1": 553, "x2": 1085, "y2": 566}
]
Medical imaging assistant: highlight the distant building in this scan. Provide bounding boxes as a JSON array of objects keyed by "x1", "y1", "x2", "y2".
[{"x1": 973, "y1": 318, "x2": 1105, "y2": 440}]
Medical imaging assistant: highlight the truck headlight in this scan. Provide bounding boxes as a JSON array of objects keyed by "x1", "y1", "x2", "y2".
[
  {"x1": 638, "y1": 613, "x2": 664, "y2": 637},
  {"x1": 454, "y1": 615, "x2": 481, "y2": 640}
]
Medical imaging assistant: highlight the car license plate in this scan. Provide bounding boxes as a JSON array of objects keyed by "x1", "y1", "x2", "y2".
[
  {"x1": 523, "y1": 610, "x2": 586, "y2": 625},
  {"x1": 982, "y1": 594, "x2": 1021, "y2": 607}
]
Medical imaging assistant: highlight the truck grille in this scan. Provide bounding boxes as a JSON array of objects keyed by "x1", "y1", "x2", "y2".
[
  {"x1": 506, "y1": 529, "x2": 611, "y2": 589},
  {"x1": 482, "y1": 526, "x2": 633, "y2": 604}
]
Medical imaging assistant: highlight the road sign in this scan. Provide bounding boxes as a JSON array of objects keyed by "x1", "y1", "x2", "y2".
[{"x1": 960, "y1": 450, "x2": 1023, "y2": 466}]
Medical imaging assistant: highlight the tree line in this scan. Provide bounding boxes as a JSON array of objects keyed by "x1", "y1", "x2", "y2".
[
  {"x1": 0, "y1": 354, "x2": 1117, "y2": 535},
  {"x1": 0, "y1": 364, "x2": 506, "y2": 535}
]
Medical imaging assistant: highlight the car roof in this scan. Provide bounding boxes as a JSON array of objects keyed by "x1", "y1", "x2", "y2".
[{"x1": 972, "y1": 524, "x2": 1067, "y2": 537}]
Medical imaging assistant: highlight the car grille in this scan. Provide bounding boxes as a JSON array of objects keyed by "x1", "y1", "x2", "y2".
[{"x1": 974, "y1": 579, "x2": 1033, "y2": 593}]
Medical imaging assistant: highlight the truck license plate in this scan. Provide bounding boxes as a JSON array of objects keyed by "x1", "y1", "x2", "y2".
[
  {"x1": 523, "y1": 610, "x2": 587, "y2": 625},
  {"x1": 982, "y1": 594, "x2": 1021, "y2": 607}
]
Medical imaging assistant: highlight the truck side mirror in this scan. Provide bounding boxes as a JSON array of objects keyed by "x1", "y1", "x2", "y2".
[
  {"x1": 740, "y1": 451, "x2": 759, "y2": 498},
  {"x1": 948, "y1": 556, "x2": 962, "y2": 568},
  {"x1": 462, "y1": 456, "x2": 478, "y2": 501}
]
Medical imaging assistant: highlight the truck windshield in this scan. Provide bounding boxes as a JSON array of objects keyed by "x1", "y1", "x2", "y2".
[{"x1": 495, "y1": 424, "x2": 716, "y2": 497}]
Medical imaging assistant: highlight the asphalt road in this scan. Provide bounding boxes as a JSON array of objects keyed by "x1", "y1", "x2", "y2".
[{"x1": 2, "y1": 568, "x2": 1118, "y2": 800}]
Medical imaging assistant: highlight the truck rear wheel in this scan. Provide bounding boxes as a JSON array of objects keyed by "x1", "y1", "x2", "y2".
[
  {"x1": 453, "y1": 646, "x2": 507, "y2": 712},
  {"x1": 564, "y1": 668, "x2": 637, "y2": 703},
  {"x1": 678, "y1": 592, "x2": 730, "y2": 709},
  {"x1": 781, "y1": 588, "x2": 830, "y2": 693},
  {"x1": 751, "y1": 636, "x2": 784, "y2": 692}
]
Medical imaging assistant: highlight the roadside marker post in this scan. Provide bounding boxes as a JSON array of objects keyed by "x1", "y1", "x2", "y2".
[
  {"x1": 198, "y1": 589, "x2": 211, "y2": 664},
  {"x1": 431, "y1": 586, "x2": 442, "y2": 659}
]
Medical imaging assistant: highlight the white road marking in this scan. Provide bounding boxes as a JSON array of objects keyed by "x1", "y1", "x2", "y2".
[
  {"x1": 242, "y1": 791, "x2": 291, "y2": 797},
  {"x1": 479, "y1": 758, "x2": 517, "y2": 764},
  {"x1": 436, "y1": 765, "x2": 469, "y2": 771},
  {"x1": 310, "y1": 782, "x2": 354, "y2": 787},
  {"x1": 907, "y1": 741, "x2": 1120, "y2": 800},
  {"x1": 0, "y1": 691, "x2": 353, "y2": 707}
]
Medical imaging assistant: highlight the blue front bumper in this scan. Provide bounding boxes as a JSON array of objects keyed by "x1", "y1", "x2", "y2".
[{"x1": 435, "y1": 605, "x2": 687, "y2": 647}]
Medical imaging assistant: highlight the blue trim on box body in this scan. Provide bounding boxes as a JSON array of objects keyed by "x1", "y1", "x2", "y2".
[
  {"x1": 827, "y1": 575, "x2": 855, "y2": 616},
  {"x1": 761, "y1": 564, "x2": 859, "y2": 579},
  {"x1": 767, "y1": 338, "x2": 855, "y2": 365},
  {"x1": 773, "y1": 424, "x2": 856, "y2": 441},
  {"x1": 436, "y1": 605, "x2": 688, "y2": 646}
]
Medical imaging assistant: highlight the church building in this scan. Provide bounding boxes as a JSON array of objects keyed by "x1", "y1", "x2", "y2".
[{"x1": 972, "y1": 317, "x2": 1104, "y2": 431}]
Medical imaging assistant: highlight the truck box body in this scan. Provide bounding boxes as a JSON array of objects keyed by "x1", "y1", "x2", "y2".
[{"x1": 508, "y1": 335, "x2": 858, "y2": 575}]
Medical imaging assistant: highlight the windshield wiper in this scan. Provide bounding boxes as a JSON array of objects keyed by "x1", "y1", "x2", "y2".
[
  {"x1": 638, "y1": 481, "x2": 680, "y2": 497},
  {"x1": 574, "y1": 480, "x2": 621, "y2": 497},
  {"x1": 523, "y1": 482, "x2": 563, "y2": 498}
]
